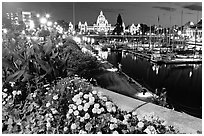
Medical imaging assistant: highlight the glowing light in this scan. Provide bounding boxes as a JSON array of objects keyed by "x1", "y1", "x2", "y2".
[
  {"x1": 45, "y1": 14, "x2": 50, "y2": 18},
  {"x1": 91, "y1": 38, "x2": 95, "y2": 44},
  {"x1": 73, "y1": 37, "x2": 81, "y2": 44},
  {"x1": 47, "y1": 21, "x2": 53, "y2": 27},
  {"x1": 36, "y1": 14, "x2": 40, "y2": 18},
  {"x1": 87, "y1": 37, "x2": 90, "y2": 43},
  {"x1": 29, "y1": 20, "x2": 35, "y2": 29},
  {"x1": 54, "y1": 22, "x2": 57, "y2": 25},
  {"x1": 40, "y1": 17, "x2": 47, "y2": 24}
]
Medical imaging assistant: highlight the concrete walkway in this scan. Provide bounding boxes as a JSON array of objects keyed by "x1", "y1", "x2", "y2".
[{"x1": 93, "y1": 87, "x2": 202, "y2": 134}]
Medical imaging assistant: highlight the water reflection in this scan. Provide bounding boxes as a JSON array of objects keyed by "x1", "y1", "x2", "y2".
[{"x1": 107, "y1": 51, "x2": 202, "y2": 118}]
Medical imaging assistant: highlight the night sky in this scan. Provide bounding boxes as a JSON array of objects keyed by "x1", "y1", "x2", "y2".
[{"x1": 2, "y1": 2, "x2": 202, "y2": 27}]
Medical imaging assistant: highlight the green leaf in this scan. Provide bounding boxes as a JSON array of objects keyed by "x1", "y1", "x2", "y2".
[
  {"x1": 8, "y1": 118, "x2": 13, "y2": 125},
  {"x1": 6, "y1": 70, "x2": 25, "y2": 82}
]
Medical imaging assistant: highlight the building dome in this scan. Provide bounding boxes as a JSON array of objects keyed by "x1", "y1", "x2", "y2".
[{"x1": 97, "y1": 11, "x2": 108, "y2": 25}]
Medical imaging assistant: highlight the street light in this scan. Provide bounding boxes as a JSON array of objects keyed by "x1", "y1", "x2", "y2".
[
  {"x1": 47, "y1": 21, "x2": 53, "y2": 27},
  {"x1": 36, "y1": 14, "x2": 40, "y2": 18},
  {"x1": 45, "y1": 14, "x2": 50, "y2": 18},
  {"x1": 40, "y1": 17, "x2": 47, "y2": 24}
]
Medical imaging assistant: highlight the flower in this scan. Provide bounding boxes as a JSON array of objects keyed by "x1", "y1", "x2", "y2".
[
  {"x1": 83, "y1": 94, "x2": 89, "y2": 99},
  {"x1": 92, "y1": 108, "x2": 97, "y2": 114},
  {"x1": 112, "y1": 130, "x2": 119, "y2": 134},
  {"x1": 94, "y1": 103, "x2": 100, "y2": 109},
  {"x1": 12, "y1": 91, "x2": 17, "y2": 96},
  {"x1": 3, "y1": 88, "x2": 8, "y2": 92},
  {"x1": 78, "y1": 105, "x2": 83, "y2": 111},
  {"x1": 64, "y1": 126, "x2": 68, "y2": 131},
  {"x1": 68, "y1": 109, "x2": 74, "y2": 114},
  {"x1": 84, "y1": 113, "x2": 90, "y2": 119},
  {"x1": 101, "y1": 96, "x2": 107, "y2": 102},
  {"x1": 10, "y1": 82, "x2": 15, "y2": 87},
  {"x1": 76, "y1": 99, "x2": 82, "y2": 105},
  {"x1": 79, "y1": 92, "x2": 83, "y2": 96},
  {"x1": 71, "y1": 123, "x2": 77, "y2": 130},
  {"x1": 79, "y1": 130, "x2": 87, "y2": 134},
  {"x1": 137, "y1": 122, "x2": 144, "y2": 128},
  {"x1": 97, "y1": 109, "x2": 102, "y2": 114},
  {"x1": 92, "y1": 90, "x2": 97, "y2": 94},
  {"x1": 97, "y1": 131, "x2": 102, "y2": 134},
  {"x1": 2, "y1": 92, "x2": 7, "y2": 98},
  {"x1": 53, "y1": 94, "x2": 58, "y2": 100},
  {"x1": 85, "y1": 122, "x2": 92, "y2": 131},
  {"x1": 17, "y1": 90, "x2": 21, "y2": 95},
  {"x1": 109, "y1": 124, "x2": 115, "y2": 130},
  {"x1": 74, "y1": 110, "x2": 79, "y2": 116},
  {"x1": 110, "y1": 117, "x2": 117, "y2": 123},
  {"x1": 46, "y1": 102, "x2": 51, "y2": 107},
  {"x1": 112, "y1": 106, "x2": 116, "y2": 112},
  {"x1": 132, "y1": 111, "x2": 137, "y2": 116},
  {"x1": 80, "y1": 117, "x2": 85, "y2": 122}
]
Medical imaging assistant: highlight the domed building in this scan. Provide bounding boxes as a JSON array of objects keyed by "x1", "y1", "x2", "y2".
[{"x1": 78, "y1": 11, "x2": 115, "y2": 34}]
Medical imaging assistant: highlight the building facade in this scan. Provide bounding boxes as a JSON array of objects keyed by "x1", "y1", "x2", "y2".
[{"x1": 78, "y1": 11, "x2": 115, "y2": 34}]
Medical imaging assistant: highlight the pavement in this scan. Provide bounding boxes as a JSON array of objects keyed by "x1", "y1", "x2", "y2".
[{"x1": 93, "y1": 86, "x2": 202, "y2": 134}]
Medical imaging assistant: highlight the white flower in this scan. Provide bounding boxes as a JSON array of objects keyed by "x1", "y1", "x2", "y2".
[
  {"x1": 46, "y1": 121, "x2": 51, "y2": 128},
  {"x1": 79, "y1": 130, "x2": 87, "y2": 134},
  {"x1": 137, "y1": 122, "x2": 144, "y2": 128},
  {"x1": 12, "y1": 90, "x2": 17, "y2": 96},
  {"x1": 78, "y1": 105, "x2": 83, "y2": 111},
  {"x1": 144, "y1": 128, "x2": 151, "y2": 134},
  {"x1": 83, "y1": 94, "x2": 89, "y2": 99},
  {"x1": 33, "y1": 92, "x2": 37, "y2": 98},
  {"x1": 100, "y1": 107, "x2": 104, "y2": 112},
  {"x1": 2, "y1": 92, "x2": 7, "y2": 98},
  {"x1": 76, "y1": 99, "x2": 82, "y2": 105},
  {"x1": 97, "y1": 109, "x2": 102, "y2": 114},
  {"x1": 112, "y1": 106, "x2": 116, "y2": 112},
  {"x1": 17, "y1": 90, "x2": 21, "y2": 95},
  {"x1": 72, "y1": 105, "x2": 77, "y2": 110},
  {"x1": 84, "y1": 103, "x2": 90, "y2": 108},
  {"x1": 132, "y1": 111, "x2": 137, "y2": 116},
  {"x1": 71, "y1": 123, "x2": 77, "y2": 130},
  {"x1": 3, "y1": 88, "x2": 8, "y2": 92},
  {"x1": 79, "y1": 92, "x2": 83, "y2": 96},
  {"x1": 84, "y1": 113, "x2": 90, "y2": 119},
  {"x1": 64, "y1": 126, "x2": 68, "y2": 131},
  {"x1": 97, "y1": 131, "x2": 102, "y2": 134},
  {"x1": 112, "y1": 130, "x2": 119, "y2": 134},
  {"x1": 92, "y1": 108, "x2": 97, "y2": 113},
  {"x1": 110, "y1": 117, "x2": 117, "y2": 123},
  {"x1": 53, "y1": 94, "x2": 58, "y2": 100},
  {"x1": 83, "y1": 100, "x2": 86, "y2": 103},
  {"x1": 105, "y1": 101, "x2": 112, "y2": 106},
  {"x1": 51, "y1": 108, "x2": 58, "y2": 114},
  {"x1": 102, "y1": 96, "x2": 107, "y2": 102},
  {"x1": 10, "y1": 82, "x2": 15, "y2": 87},
  {"x1": 122, "y1": 120, "x2": 128, "y2": 125},
  {"x1": 68, "y1": 109, "x2": 74, "y2": 114},
  {"x1": 92, "y1": 90, "x2": 97, "y2": 94},
  {"x1": 80, "y1": 117, "x2": 85, "y2": 122},
  {"x1": 109, "y1": 124, "x2": 115, "y2": 130},
  {"x1": 84, "y1": 107, "x2": 88, "y2": 112},
  {"x1": 46, "y1": 102, "x2": 51, "y2": 107},
  {"x1": 94, "y1": 103, "x2": 100, "y2": 109},
  {"x1": 74, "y1": 110, "x2": 79, "y2": 116}
]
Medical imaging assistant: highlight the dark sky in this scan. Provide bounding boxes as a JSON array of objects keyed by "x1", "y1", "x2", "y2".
[{"x1": 2, "y1": 2, "x2": 202, "y2": 27}]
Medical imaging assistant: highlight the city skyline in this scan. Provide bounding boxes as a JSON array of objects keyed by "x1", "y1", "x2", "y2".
[{"x1": 2, "y1": 2, "x2": 202, "y2": 27}]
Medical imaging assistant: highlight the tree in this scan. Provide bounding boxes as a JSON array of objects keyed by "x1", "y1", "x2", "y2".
[{"x1": 113, "y1": 14, "x2": 123, "y2": 35}]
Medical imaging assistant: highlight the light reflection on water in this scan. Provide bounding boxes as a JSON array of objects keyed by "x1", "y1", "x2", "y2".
[{"x1": 106, "y1": 51, "x2": 202, "y2": 118}]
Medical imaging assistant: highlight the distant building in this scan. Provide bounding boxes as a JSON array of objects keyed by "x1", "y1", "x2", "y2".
[
  {"x1": 6, "y1": 12, "x2": 19, "y2": 25},
  {"x1": 78, "y1": 11, "x2": 115, "y2": 34},
  {"x1": 183, "y1": 19, "x2": 202, "y2": 40}
]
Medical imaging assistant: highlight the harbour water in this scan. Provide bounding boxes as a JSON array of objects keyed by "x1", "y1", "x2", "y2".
[{"x1": 106, "y1": 50, "x2": 202, "y2": 118}]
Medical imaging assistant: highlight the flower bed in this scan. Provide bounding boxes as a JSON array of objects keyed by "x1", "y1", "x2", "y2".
[{"x1": 2, "y1": 76, "x2": 180, "y2": 134}]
